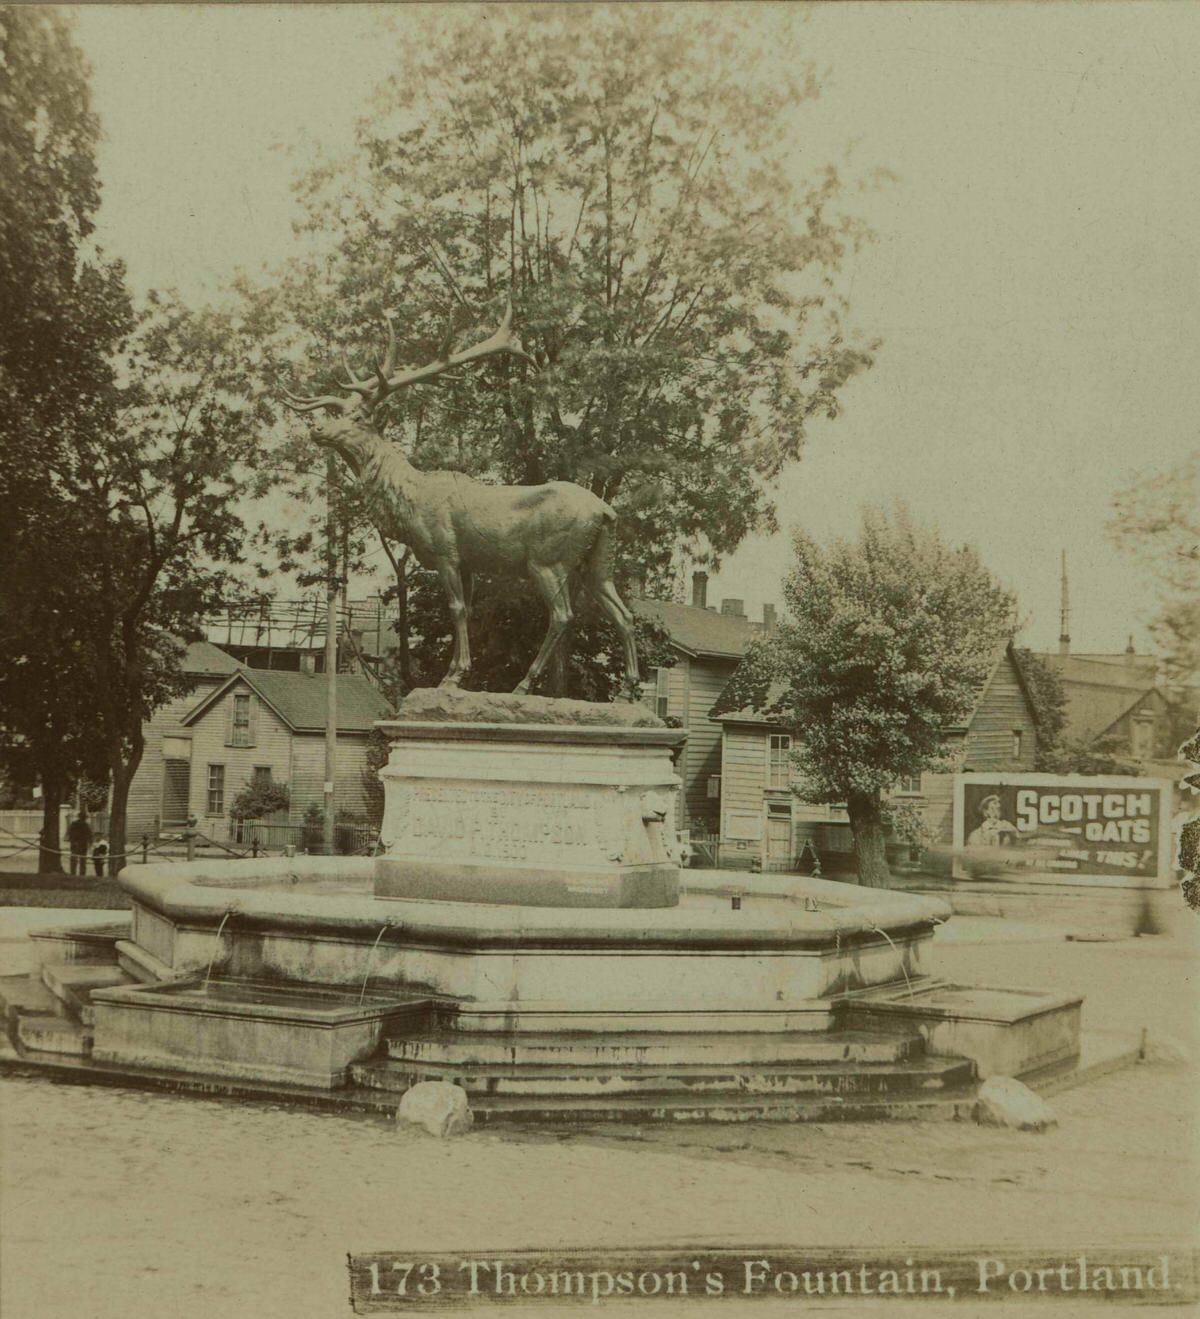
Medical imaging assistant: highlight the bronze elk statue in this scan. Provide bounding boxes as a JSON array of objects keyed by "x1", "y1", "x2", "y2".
[{"x1": 279, "y1": 305, "x2": 640, "y2": 696}]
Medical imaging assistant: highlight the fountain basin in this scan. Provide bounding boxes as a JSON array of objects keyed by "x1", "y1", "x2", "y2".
[
  {"x1": 116, "y1": 858, "x2": 947, "y2": 1032},
  {"x1": 5, "y1": 857, "x2": 1087, "y2": 1105},
  {"x1": 91, "y1": 979, "x2": 429, "y2": 1089}
]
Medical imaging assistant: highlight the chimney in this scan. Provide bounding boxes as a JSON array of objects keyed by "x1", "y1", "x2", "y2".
[
  {"x1": 763, "y1": 603, "x2": 777, "y2": 631},
  {"x1": 691, "y1": 571, "x2": 708, "y2": 610},
  {"x1": 720, "y1": 598, "x2": 745, "y2": 618},
  {"x1": 1058, "y1": 550, "x2": 1071, "y2": 656}
]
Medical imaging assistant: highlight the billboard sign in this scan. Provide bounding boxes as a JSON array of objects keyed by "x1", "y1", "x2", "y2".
[{"x1": 953, "y1": 773, "x2": 1174, "y2": 885}]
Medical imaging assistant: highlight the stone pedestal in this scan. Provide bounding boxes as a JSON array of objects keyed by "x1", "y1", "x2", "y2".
[{"x1": 374, "y1": 690, "x2": 685, "y2": 909}]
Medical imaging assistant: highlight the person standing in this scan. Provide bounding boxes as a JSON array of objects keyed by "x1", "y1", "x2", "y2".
[{"x1": 66, "y1": 815, "x2": 92, "y2": 877}]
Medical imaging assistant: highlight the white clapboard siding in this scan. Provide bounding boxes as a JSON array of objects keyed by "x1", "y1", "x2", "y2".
[
  {"x1": 289, "y1": 733, "x2": 374, "y2": 823},
  {"x1": 125, "y1": 678, "x2": 225, "y2": 839},
  {"x1": 187, "y1": 684, "x2": 295, "y2": 841}
]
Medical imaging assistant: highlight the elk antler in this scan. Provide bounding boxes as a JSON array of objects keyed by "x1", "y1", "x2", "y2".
[
  {"x1": 277, "y1": 301, "x2": 536, "y2": 418},
  {"x1": 369, "y1": 300, "x2": 536, "y2": 408},
  {"x1": 276, "y1": 382, "x2": 355, "y2": 415}
]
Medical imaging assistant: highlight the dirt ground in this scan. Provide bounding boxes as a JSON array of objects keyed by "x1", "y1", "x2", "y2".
[{"x1": 1, "y1": 911, "x2": 1196, "y2": 1319}]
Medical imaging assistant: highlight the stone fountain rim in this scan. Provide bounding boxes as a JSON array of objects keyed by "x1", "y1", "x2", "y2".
[{"x1": 119, "y1": 858, "x2": 951, "y2": 951}]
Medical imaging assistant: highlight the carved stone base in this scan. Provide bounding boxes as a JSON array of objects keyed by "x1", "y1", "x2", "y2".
[{"x1": 374, "y1": 693, "x2": 685, "y2": 909}]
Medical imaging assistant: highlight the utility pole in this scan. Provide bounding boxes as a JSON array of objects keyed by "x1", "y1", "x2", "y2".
[
  {"x1": 1058, "y1": 549, "x2": 1071, "y2": 657},
  {"x1": 323, "y1": 456, "x2": 338, "y2": 856}
]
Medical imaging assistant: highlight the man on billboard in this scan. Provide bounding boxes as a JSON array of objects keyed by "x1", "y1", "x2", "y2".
[{"x1": 966, "y1": 793, "x2": 1019, "y2": 848}]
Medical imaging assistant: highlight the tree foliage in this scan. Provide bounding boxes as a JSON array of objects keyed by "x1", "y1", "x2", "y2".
[
  {"x1": 2, "y1": 293, "x2": 270, "y2": 870},
  {"x1": 0, "y1": 8, "x2": 133, "y2": 867},
  {"x1": 264, "y1": 6, "x2": 877, "y2": 694},
  {"x1": 719, "y1": 505, "x2": 1016, "y2": 885},
  {"x1": 1109, "y1": 450, "x2": 1200, "y2": 685},
  {"x1": 1037, "y1": 735, "x2": 1142, "y2": 778},
  {"x1": 1012, "y1": 648, "x2": 1067, "y2": 769}
]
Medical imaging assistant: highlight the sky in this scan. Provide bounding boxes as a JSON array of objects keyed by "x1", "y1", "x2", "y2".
[{"x1": 70, "y1": 2, "x2": 1200, "y2": 655}]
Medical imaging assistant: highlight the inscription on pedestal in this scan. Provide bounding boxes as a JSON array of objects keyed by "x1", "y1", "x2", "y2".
[{"x1": 390, "y1": 782, "x2": 625, "y2": 864}]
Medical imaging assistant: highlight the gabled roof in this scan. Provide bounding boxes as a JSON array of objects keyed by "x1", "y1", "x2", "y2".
[
  {"x1": 1033, "y1": 651, "x2": 1166, "y2": 743},
  {"x1": 1039, "y1": 652, "x2": 1161, "y2": 690},
  {"x1": 182, "y1": 669, "x2": 391, "y2": 734},
  {"x1": 950, "y1": 639, "x2": 1041, "y2": 732},
  {"x1": 182, "y1": 640, "x2": 243, "y2": 677},
  {"x1": 633, "y1": 598, "x2": 760, "y2": 661},
  {"x1": 1059, "y1": 681, "x2": 1168, "y2": 744}
]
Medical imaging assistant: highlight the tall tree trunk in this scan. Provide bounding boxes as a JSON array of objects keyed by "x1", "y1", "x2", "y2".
[
  {"x1": 107, "y1": 733, "x2": 144, "y2": 876},
  {"x1": 846, "y1": 789, "x2": 892, "y2": 888},
  {"x1": 38, "y1": 780, "x2": 65, "y2": 874}
]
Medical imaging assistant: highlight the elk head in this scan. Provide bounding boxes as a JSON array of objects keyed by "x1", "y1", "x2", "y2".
[{"x1": 278, "y1": 301, "x2": 536, "y2": 451}]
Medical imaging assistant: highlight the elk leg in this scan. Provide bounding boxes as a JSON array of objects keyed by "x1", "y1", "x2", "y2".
[
  {"x1": 515, "y1": 566, "x2": 573, "y2": 696},
  {"x1": 436, "y1": 562, "x2": 471, "y2": 687},
  {"x1": 595, "y1": 583, "x2": 640, "y2": 687}
]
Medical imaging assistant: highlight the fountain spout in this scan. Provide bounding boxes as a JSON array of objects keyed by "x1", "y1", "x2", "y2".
[
  {"x1": 358, "y1": 923, "x2": 392, "y2": 1006},
  {"x1": 202, "y1": 909, "x2": 236, "y2": 997}
]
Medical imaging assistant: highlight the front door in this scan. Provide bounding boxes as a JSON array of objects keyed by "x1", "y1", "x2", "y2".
[
  {"x1": 160, "y1": 736, "x2": 192, "y2": 826},
  {"x1": 765, "y1": 802, "x2": 793, "y2": 871}
]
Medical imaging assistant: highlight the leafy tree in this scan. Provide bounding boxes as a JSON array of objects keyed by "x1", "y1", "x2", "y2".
[
  {"x1": 265, "y1": 5, "x2": 877, "y2": 694},
  {"x1": 1109, "y1": 451, "x2": 1200, "y2": 685},
  {"x1": 0, "y1": 510, "x2": 113, "y2": 871},
  {"x1": 3, "y1": 298, "x2": 270, "y2": 872},
  {"x1": 0, "y1": 8, "x2": 133, "y2": 868},
  {"x1": 717, "y1": 505, "x2": 1016, "y2": 886}
]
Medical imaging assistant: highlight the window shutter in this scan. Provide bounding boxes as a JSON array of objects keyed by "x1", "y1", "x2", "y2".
[
  {"x1": 248, "y1": 696, "x2": 258, "y2": 747},
  {"x1": 224, "y1": 694, "x2": 235, "y2": 747}
]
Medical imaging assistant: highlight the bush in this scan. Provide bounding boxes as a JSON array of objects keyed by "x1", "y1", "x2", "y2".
[{"x1": 229, "y1": 778, "x2": 290, "y2": 822}]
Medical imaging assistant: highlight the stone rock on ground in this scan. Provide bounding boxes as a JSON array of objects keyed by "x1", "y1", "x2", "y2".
[
  {"x1": 396, "y1": 1082, "x2": 474, "y2": 1137},
  {"x1": 393, "y1": 687, "x2": 663, "y2": 728},
  {"x1": 974, "y1": 1076, "x2": 1058, "y2": 1132}
]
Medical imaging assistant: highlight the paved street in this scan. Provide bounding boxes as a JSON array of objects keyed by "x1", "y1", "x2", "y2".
[{"x1": 1, "y1": 910, "x2": 1196, "y2": 1319}]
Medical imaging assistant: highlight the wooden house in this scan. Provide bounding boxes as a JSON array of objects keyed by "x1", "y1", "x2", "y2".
[
  {"x1": 633, "y1": 574, "x2": 771, "y2": 834},
  {"x1": 175, "y1": 668, "x2": 391, "y2": 843},
  {"x1": 714, "y1": 640, "x2": 1040, "y2": 870},
  {"x1": 126, "y1": 648, "x2": 390, "y2": 844}
]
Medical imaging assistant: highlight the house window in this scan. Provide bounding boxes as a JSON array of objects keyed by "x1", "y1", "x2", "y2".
[
  {"x1": 252, "y1": 765, "x2": 272, "y2": 790},
  {"x1": 1132, "y1": 717, "x2": 1154, "y2": 760},
  {"x1": 895, "y1": 774, "x2": 923, "y2": 795},
  {"x1": 1012, "y1": 730, "x2": 1023, "y2": 762},
  {"x1": 767, "y1": 734, "x2": 792, "y2": 789},
  {"x1": 707, "y1": 775, "x2": 721, "y2": 799},
  {"x1": 231, "y1": 694, "x2": 252, "y2": 747},
  {"x1": 654, "y1": 667, "x2": 670, "y2": 721},
  {"x1": 206, "y1": 764, "x2": 225, "y2": 816}
]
